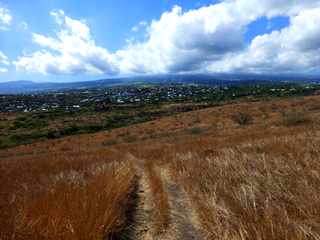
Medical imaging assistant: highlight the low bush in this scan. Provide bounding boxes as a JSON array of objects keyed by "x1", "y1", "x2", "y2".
[
  {"x1": 281, "y1": 111, "x2": 309, "y2": 126},
  {"x1": 102, "y1": 139, "x2": 119, "y2": 146},
  {"x1": 123, "y1": 135, "x2": 138, "y2": 143},
  {"x1": 186, "y1": 127, "x2": 207, "y2": 135},
  {"x1": 231, "y1": 111, "x2": 253, "y2": 125},
  {"x1": 12, "y1": 117, "x2": 48, "y2": 129}
]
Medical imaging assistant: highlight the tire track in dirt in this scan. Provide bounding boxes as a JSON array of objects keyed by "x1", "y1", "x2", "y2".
[
  {"x1": 131, "y1": 171, "x2": 154, "y2": 240},
  {"x1": 157, "y1": 167, "x2": 206, "y2": 240},
  {"x1": 124, "y1": 153, "x2": 154, "y2": 240},
  {"x1": 125, "y1": 153, "x2": 206, "y2": 240}
]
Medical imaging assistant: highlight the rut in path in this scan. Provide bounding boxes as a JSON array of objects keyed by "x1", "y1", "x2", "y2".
[
  {"x1": 130, "y1": 170, "x2": 154, "y2": 240},
  {"x1": 123, "y1": 154, "x2": 155, "y2": 240},
  {"x1": 125, "y1": 153, "x2": 206, "y2": 240},
  {"x1": 157, "y1": 167, "x2": 206, "y2": 240}
]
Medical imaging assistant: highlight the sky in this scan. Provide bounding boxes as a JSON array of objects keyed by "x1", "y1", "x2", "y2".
[{"x1": 0, "y1": 0, "x2": 319, "y2": 82}]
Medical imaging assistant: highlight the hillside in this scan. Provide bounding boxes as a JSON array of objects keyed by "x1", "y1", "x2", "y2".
[{"x1": 1, "y1": 95, "x2": 320, "y2": 239}]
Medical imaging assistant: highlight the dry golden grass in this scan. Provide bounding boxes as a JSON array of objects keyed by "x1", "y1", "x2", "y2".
[
  {"x1": 171, "y1": 132, "x2": 320, "y2": 239},
  {"x1": 1, "y1": 95, "x2": 320, "y2": 239},
  {"x1": 144, "y1": 161, "x2": 170, "y2": 234},
  {"x1": 123, "y1": 96, "x2": 320, "y2": 239},
  {"x1": 0, "y1": 147, "x2": 137, "y2": 240}
]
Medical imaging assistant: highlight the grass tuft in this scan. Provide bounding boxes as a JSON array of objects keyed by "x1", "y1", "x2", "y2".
[{"x1": 231, "y1": 112, "x2": 253, "y2": 125}]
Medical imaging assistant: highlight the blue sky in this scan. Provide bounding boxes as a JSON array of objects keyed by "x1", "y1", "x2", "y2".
[{"x1": 0, "y1": 0, "x2": 319, "y2": 82}]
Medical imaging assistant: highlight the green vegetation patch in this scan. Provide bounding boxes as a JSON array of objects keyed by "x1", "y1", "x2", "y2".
[
  {"x1": 231, "y1": 112, "x2": 254, "y2": 125},
  {"x1": 281, "y1": 111, "x2": 310, "y2": 126},
  {"x1": 186, "y1": 127, "x2": 208, "y2": 135},
  {"x1": 12, "y1": 117, "x2": 48, "y2": 130}
]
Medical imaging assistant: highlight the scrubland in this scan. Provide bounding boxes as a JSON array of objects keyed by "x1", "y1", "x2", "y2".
[{"x1": 1, "y1": 95, "x2": 320, "y2": 239}]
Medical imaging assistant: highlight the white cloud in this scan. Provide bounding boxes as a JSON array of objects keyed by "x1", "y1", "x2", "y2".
[
  {"x1": 0, "y1": 51, "x2": 9, "y2": 65},
  {"x1": 0, "y1": 7, "x2": 12, "y2": 29},
  {"x1": 208, "y1": 7, "x2": 320, "y2": 74},
  {"x1": 131, "y1": 21, "x2": 148, "y2": 32},
  {"x1": 116, "y1": 4, "x2": 246, "y2": 74},
  {"x1": 0, "y1": 51, "x2": 9, "y2": 73},
  {"x1": 0, "y1": 67, "x2": 8, "y2": 73},
  {"x1": 21, "y1": 21, "x2": 28, "y2": 30},
  {"x1": 115, "y1": 0, "x2": 320, "y2": 74},
  {"x1": 126, "y1": 37, "x2": 135, "y2": 44},
  {"x1": 14, "y1": 1, "x2": 320, "y2": 76},
  {"x1": 131, "y1": 26, "x2": 139, "y2": 32},
  {"x1": 14, "y1": 10, "x2": 118, "y2": 75},
  {"x1": 139, "y1": 21, "x2": 147, "y2": 26}
]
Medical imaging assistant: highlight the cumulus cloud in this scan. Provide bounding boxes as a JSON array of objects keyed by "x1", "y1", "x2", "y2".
[
  {"x1": 0, "y1": 7, "x2": 12, "y2": 29},
  {"x1": 116, "y1": 0, "x2": 320, "y2": 74},
  {"x1": 0, "y1": 51, "x2": 9, "y2": 73},
  {"x1": 14, "y1": 10, "x2": 118, "y2": 75},
  {"x1": 131, "y1": 26, "x2": 139, "y2": 32},
  {"x1": 14, "y1": 0, "x2": 320, "y2": 76},
  {"x1": 21, "y1": 21, "x2": 28, "y2": 30},
  {"x1": 0, "y1": 51, "x2": 9, "y2": 65},
  {"x1": 131, "y1": 21, "x2": 148, "y2": 32},
  {"x1": 0, "y1": 67, "x2": 8, "y2": 73},
  {"x1": 0, "y1": 67, "x2": 7, "y2": 73},
  {"x1": 208, "y1": 7, "x2": 320, "y2": 74},
  {"x1": 116, "y1": 4, "x2": 246, "y2": 74}
]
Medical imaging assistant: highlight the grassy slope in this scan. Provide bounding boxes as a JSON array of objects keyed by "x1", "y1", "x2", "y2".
[
  {"x1": 1, "y1": 95, "x2": 320, "y2": 239},
  {"x1": 0, "y1": 102, "x2": 211, "y2": 149}
]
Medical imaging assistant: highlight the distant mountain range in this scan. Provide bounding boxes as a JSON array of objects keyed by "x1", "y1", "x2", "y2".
[
  {"x1": 0, "y1": 74, "x2": 319, "y2": 94},
  {"x1": 0, "y1": 79, "x2": 128, "y2": 94}
]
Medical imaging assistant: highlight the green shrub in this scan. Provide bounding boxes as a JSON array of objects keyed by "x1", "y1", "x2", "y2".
[
  {"x1": 123, "y1": 135, "x2": 138, "y2": 143},
  {"x1": 46, "y1": 130, "x2": 61, "y2": 139},
  {"x1": 0, "y1": 132, "x2": 44, "y2": 148},
  {"x1": 60, "y1": 125, "x2": 80, "y2": 135},
  {"x1": 0, "y1": 138, "x2": 13, "y2": 149},
  {"x1": 231, "y1": 112, "x2": 253, "y2": 125},
  {"x1": 12, "y1": 117, "x2": 48, "y2": 129},
  {"x1": 282, "y1": 111, "x2": 309, "y2": 126},
  {"x1": 81, "y1": 125, "x2": 104, "y2": 133},
  {"x1": 186, "y1": 127, "x2": 207, "y2": 135},
  {"x1": 102, "y1": 139, "x2": 118, "y2": 146}
]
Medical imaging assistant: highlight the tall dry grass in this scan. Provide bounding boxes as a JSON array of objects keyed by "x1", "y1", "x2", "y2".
[
  {"x1": 171, "y1": 132, "x2": 320, "y2": 239},
  {"x1": 0, "y1": 146, "x2": 137, "y2": 240},
  {"x1": 144, "y1": 161, "x2": 170, "y2": 234},
  {"x1": 1, "y1": 95, "x2": 320, "y2": 239}
]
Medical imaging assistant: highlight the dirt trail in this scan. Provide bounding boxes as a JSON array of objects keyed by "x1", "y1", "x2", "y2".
[
  {"x1": 130, "y1": 171, "x2": 154, "y2": 240},
  {"x1": 123, "y1": 153, "x2": 154, "y2": 240},
  {"x1": 125, "y1": 153, "x2": 205, "y2": 240},
  {"x1": 157, "y1": 167, "x2": 206, "y2": 240}
]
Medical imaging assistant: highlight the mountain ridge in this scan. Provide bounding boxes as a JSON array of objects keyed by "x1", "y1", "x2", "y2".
[{"x1": 0, "y1": 74, "x2": 319, "y2": 94}]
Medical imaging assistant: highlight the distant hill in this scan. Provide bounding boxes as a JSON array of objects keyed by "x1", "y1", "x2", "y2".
[
  {"x1": 0, "y1": 74, "x2": 319, "y2": 94},
  {"x1": 0, "y1": 79, "x2": 129, "y2": 94}
]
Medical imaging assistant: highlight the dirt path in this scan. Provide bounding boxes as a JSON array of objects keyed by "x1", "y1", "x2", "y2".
[
  {"x1": 123, "y1": 154, "x2": 154, "y2": 240},
  {"x1": 158, "y1": 167, "x2": 206, "y2": 240},
  {"x1": 130, "y1": 171, "x2": 154, "y2": 240},
  {"x1": 125, "y1": 153, "x2": 205, "y2": 240}
]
